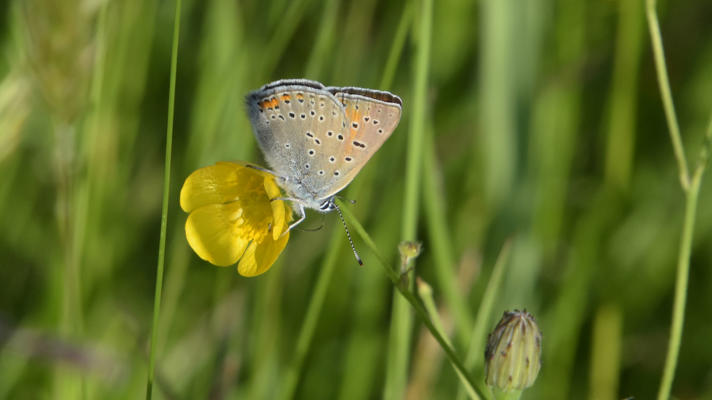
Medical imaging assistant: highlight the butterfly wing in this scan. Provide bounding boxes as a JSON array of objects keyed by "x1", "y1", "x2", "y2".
[{"x1": 320, "y1": 86, "x2": 403, "y2": 198}]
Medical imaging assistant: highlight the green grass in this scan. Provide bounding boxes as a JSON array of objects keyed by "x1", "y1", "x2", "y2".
[{"x1": 2, "y1": 0, "x2": 712, "y2": 399}]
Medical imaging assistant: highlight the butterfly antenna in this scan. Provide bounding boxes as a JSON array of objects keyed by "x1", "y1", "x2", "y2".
[{"x1": 333, "y1": 202, "x2": 363, "y2": 266}]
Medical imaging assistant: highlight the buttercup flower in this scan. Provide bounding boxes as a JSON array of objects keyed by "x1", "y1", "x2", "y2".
[{"x1": 180, "y1": 162, "x2": 292, "y2": 276}]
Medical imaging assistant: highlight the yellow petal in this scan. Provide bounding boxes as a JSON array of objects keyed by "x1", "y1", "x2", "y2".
[
  {"x1": 237, "y1": 230, "x2": 290, "y2": 277},
  {"x1": 271, "y1": 200, "x2": 292, "y2": 240},
  {"x1": 185, "y1": 203, "x2": 249, "y2": 266},
  {"x1": 263, "y1": 178, "x2": 288, "y2": 240},
  {"x1": 180, "y1": 162, "x2": 260, "y2": 213}
]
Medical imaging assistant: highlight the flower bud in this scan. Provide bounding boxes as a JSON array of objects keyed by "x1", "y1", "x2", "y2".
[
  {"x1": 398, "y1": 240, "x2": 422, "y2": 266},
  {"x1": 484, "y1": 310, "x2": 542, "y2": 391}
]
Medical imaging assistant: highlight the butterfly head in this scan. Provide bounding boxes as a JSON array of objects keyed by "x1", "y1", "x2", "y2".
[{"x1": 318, "y1": 196, "x2": 337, "y2": 213}]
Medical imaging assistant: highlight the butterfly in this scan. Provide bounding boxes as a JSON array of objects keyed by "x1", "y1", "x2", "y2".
[
  {"x1": 246, "y1": 79, "x2": 401, "y2": 221},
  {"x1": 246, "y1": 79, "x2": 402, "y2": 263}
]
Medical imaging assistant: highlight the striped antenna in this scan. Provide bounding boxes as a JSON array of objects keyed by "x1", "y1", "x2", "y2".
[{"x1": 332, "y1": 201, "x2": 363, "y2": 266}]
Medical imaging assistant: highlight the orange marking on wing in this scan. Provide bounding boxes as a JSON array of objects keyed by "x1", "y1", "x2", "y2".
[
  {"x1": 268, "y1": 98, "x2": 279, "y2": 108},
  {"x1": 296, "y1": 93, "x2": 304, "y2": 101},
  {"x1": 281, "y1": 94, "x2": 291, "y2": 102},
  {"x1": 345, "y1": 108, "x2": 363, "y2": 140},
  {"x1": 349, "y1": 126, "x2": 360, "y2": 140}
]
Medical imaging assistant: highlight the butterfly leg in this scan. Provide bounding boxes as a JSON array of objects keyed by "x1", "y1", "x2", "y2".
[
  {"x1": 271, "y1": 197, "x2": 307, "y2": 236},
  {"x1": 245, "y1": 163, "x2": 277, "y2": 175},
  {"x1": 245, "y1": 163, "x2": 288, "y2": 183},
  {"x1": 285, "y1": 203, "x2": 306, "y2": 234},
  {"x1": 270, "y1": 196, "x2": 308, "y2": 236}
]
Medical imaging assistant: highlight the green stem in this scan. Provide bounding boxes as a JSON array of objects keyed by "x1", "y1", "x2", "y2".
[
  {"x1": 657, "y1": 115, "x2": 712, "y2": 400},
  {"x1": 146, "y1": 0, "x2": 181, "y2": 398},
  {"x1": 418, "y1": 280, "x2": 480, "y2": 400},
  {"x1": 657, "y1": 170, "x2": 702, "y2": 400},
  {"x1": 645, "y1": 0, "x2": 689, "y2": 190},
  {"x1": 337, "y1": 201, "x2": 485, "y2": 399},
  {"x1": 647, "y1": 0, "x2": 712, "y2": 397},
  {"x1": 491, "y1": 388, "x2": 522, "y2": 400}
]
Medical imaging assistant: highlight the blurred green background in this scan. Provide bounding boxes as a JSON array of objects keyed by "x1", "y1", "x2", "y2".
[{"x1": 1, "y1": 0, "x2": 711, "y2": 398}]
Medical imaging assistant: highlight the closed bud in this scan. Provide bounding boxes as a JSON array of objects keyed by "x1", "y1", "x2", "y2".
[
  {"x1": 398, "y1": 241, "x2": 423, "y2": 263},
  {"x1": 485, "y1": 310, "x2": 542, "y2": 391}
]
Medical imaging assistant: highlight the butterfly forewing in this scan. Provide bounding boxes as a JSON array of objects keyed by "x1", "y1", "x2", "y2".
[{"x1": 323, "y1": 86, "x2": 402, "y2": 197}]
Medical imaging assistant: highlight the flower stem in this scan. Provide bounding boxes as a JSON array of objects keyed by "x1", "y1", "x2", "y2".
[
  {"x1": 646, "y1": 0, "x2": 712, "y2": 398},
  {"x1": 418, "y1": 279, "x2": 480, "y2": 400},
  {"x1": 337, "y1": 201, "x2": 485, "y2": 399},
  {"x1": 146, "y1": 0, "x2": 181, "y2": 398},
  {"x1": 657, "y1": 168, "x2": 702, "y2": 400},
  {"x1": 491, "y1": 388, "x2": 522, "y2": 400},
  {"x1": 656, "y1": 115, "x2": 712, "y2": 400},
  {"x1": 645, "y1": 0, "x2": 689, "y2": 189}
]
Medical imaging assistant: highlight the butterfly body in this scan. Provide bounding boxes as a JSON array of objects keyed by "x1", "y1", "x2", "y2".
[{"x1": 246, "y1": 79, "x2": 402, "y2": 214}]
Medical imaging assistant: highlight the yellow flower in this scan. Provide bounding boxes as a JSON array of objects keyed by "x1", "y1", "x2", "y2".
[{"x1": 179, "y1": 162, "x2": 292, "y2": 276}]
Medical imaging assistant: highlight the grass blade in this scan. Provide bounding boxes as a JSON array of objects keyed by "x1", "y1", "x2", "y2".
[{"x1": 146, "y1": 0, "x2": 182, "y2": 398}]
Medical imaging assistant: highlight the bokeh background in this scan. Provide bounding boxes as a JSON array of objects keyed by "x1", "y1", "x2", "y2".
[{"x1": 1, "y1": 0, "x2": 712, "y2": 398}]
